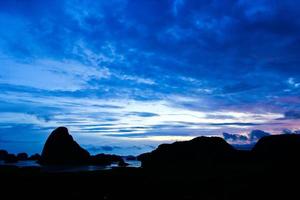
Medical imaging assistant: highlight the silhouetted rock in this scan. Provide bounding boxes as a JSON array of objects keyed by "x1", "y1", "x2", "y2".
[
  {"x1": 90, "y1": 154, "x2": 124, "y2": 165},
  {"x1": 0, "y1": 150, "x2": 8, "y2": 160},
  {"x1": 17, "y1": 153, "x2": 28, "y2": 160},
  {"x1": 40, "y1": 127, "x2": 90, "y2": 165},
  {"x1": 138, "y1": 136, "x2": 237, "y2": 168},
  {"x1": 28, "y1": 153, "x2": 41, "y2": 161},
  {"x1": 252, "y1": 134, "x2": 300, "y2": 163},
  {"x1": 4, "y1": 154, "x2": 18, "y2": 163},
  {"x1": 0, "y1": 151, "x2": 18, "y2": 163},
  {"x1": 118, "y1": 160, "x2": 129, "y2": 167}
]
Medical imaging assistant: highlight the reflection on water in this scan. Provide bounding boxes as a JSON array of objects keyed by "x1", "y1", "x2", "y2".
[
  {"x1": 41, "y1": 164, "x2": 111, "y2": 173},
  {"x1": 0, "y1": 160, "x2": 40, "y2": 167},
  {"x1": 0, "y1": 158, "x2": 141, "y2": 173}
]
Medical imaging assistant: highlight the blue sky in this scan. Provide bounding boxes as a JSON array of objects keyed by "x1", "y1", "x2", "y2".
[{"x1": 1, "y1": 0, "x2": 300, "y2": 155}]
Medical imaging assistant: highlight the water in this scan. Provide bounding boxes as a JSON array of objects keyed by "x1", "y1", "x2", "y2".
[
  {"x1": 0, "y1": 158, "x2": 141, "y2": 172},
  {"x1": 0, "y1": 160, "x2": 40, "y2": 167}
]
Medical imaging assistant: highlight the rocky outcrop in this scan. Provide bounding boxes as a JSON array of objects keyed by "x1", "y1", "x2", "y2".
[
  {"x1": 28, "y1": 153, "x2": 41, "y2": 161},
  {"x1": 138, "y1": 134, "x2": 300, "y2": 169},
  {"x1": 252, "y1": 134, "x2": 300, "y2": 163},
  {"x1": 0, "y1": 150, "x2": 8, "y2": 160},
  {"x1": 17, "y1": 153, "x2": 28, "y2": 160},
  {"x1": 90, "y1": 154, "x2": 124, "y2": 165},
  {"x1": 0, "y1": 151, "x2": 18, "y2": 163},
  {"x1": 39, "y1": 127, "x2": 90, "y2": 165},
  {"x1": 138, "y1": 136, "x2": 237, "y2": 168},
  {"x1": 39, "y1": 127, "x2": 128, "y2": 166}
]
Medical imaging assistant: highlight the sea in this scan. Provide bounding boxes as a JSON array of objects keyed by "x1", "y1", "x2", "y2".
[{"x1": 0, "y1": 158, "x2": 141, "y2": 173}]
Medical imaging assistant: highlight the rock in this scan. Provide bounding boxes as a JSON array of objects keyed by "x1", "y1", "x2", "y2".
[
  {"x1": 252, "y1": 134, "x2": 300, "y2": 163},
  {"x1": 138, "y1": 136, "x2": 237, "y2": 168},
  {"x1": 39, "y1": 127, "x2": 90, "y2": 165},
  {"x1": 17, "y1": 153, "x2": 28, "y2": 160},
  {"x1": 0, "y1": 151, "x2": 18, "y2": 163},
  {"x1": 4, "y1": 154, "x2": 18, "y2": 163},
  {"x1": 28, "y1": 153, "x2": 41, "y2": 161},
  {"x1": 90, "y1": 154, "x2": 124, "y2": 165},
  {"x1": 0, "y1": 150, "x2": 8, "y2": 160},
  {"x1": 118, "y1": 160, "x2": 129, "y2": 167}
]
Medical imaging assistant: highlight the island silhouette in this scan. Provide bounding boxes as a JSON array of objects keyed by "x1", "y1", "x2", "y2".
[{"x1": 1, "y1": 126, "x2": 300, "y2": 199}]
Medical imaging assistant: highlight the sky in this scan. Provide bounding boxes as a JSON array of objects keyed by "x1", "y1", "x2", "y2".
[{"x1": 0, "y1": 0, "x2": 300, "y2": 155}]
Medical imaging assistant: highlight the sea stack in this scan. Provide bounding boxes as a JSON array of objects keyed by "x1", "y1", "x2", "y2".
[
  {"x1": 138, "y1": 136, "x2": 236, "y2": 168},
  {"x1": 252, "y1": 134, "x2": 300, "y2": 163},
  {"x1": 40, "y1": 127, "x2": 90, "y2": 165}
]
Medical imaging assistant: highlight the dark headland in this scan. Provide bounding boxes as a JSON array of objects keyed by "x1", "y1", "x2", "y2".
[{"x1": 1, "y1": 127, "x2": 300, "y2": 199}]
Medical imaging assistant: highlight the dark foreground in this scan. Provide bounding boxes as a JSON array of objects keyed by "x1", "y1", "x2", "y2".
[
  {"x1": 1, "y1": 130, "x2": 300, "y2": 199},
  {"x1": 1, "y1": 163, "x2": 299, "y2": 200}
]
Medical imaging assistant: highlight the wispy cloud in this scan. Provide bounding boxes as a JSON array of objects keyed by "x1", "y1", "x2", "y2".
[{"x1": 0, "y1": 58, "x2": 110, "y2": 91}]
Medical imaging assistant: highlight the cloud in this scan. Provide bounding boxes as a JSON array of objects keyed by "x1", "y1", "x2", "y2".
[
  {"x1": 172, "y1": 0, "x2": 184, "y2": 16},
  {"x1": 114, "y1": 74, "x2": 156, "y2": 85},
  {"x1": 283, "y1": 110, "x2": 300, "y2": 120},
  {"x1": 287, "y1": 78, "x2": 300, "y2": 88},
  {"x1": 85, "y1": 145, "x2": 122, "y2": 152},
  {"x1": 223, "y1": 129, "x2": 271, "y2": 144},
  {"x1": 249, "y1": 130, "x2": 270, "y2": 141},
  {"x1": 222, "y1": 82, "x2": 259, "y2": 94},
  {"x1": 205, "y1": 114, "x2": 236, "y2": 120},
  {"x1": 0, "y1": 112, "x2": 56, "y2": 127},
  {"x1": 223, "y1": 132, "x2": 248, "y2": 141},
  {"x1": 125, "y1": 112, "x2": 159, "y2": 118},
  {"x1": 209, "y1": 122, "x2": 259, "y2": 126},
  {"x1": 282, "y1": 129, "x2": 300, "y2": 134},
  {"x1": 0, "y1": 58, "x2": 110, "y2": 91}
]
